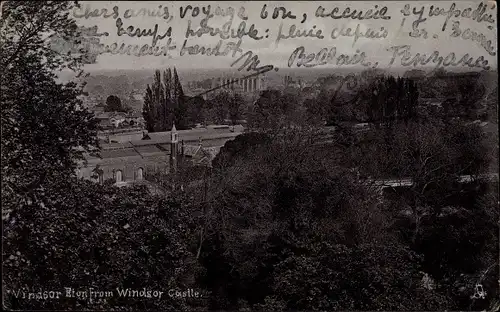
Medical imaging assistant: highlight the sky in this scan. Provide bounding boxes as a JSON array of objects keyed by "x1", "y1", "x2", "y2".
[{"x1": 68, "y1": 1, "x2": 497, "y2": 72}]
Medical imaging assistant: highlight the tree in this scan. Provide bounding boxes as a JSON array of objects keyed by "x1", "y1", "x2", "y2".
[
  {"x1": 403, "y1": 69, "x2": 427, "y2": 79},
  {"x1": 347, "y1": 112, "x2": 497, "y2": 310},
  {"x1": 262, "y1": 242, "x2": 448, "y2": 311},
  {"x1": 142, "y1": 67, "x2": 188, "y2": 132},
  {"x1": 143, "y1": 69, "x2": 168, "y2": 132},
  {"x1": 248, "y1": 90, "x2": 300, "y2": 130},
  {"x1": 193, "y1": 129, "x2": 449, "y2": 311},
  {"x1": 420, "y1": 71, "x2": 489, "y2": 120},
  {"x1": 228, "y1": 92, "x2": 244, "y2": 126},
  {"x1": 3, "y1": 179, "x2": 205, "y2": 311},
  {"x1": 306, "y1": 72, "x2": 383, "y2": 126},
  {"x1": 185, "y1": 95, "x2": 207, "y2": 126},
  {"x1": 1, "y1": 1, "x2": 99, "y2": 218},
  {"x1": 94, "y1": 85, "x2": 105, "y2": 94},
  {"x1": 212, "y1": 132, "x2": 271, "y2": 170},
  {"x1": 210, "y1": 91, "x2": 230, "y2": 124},
  {"x1": 104, "y1": 95, "x2": 128, "y2": 112},
  {"x1": 206, "y1": 90, "x2": 245, "y2": 125},
  {"x1": 485, "y1": 86, "x2": 498, "y2": 123},
  {"x1": 303, "y1": 97, "x2": 325, "y2": 126},
  {"x1": 365, "y1": 76, "x2": 418, "y2": 126},
  {"x1": 163, "y1": 68, "x2": 173, "y2": 129},
  {"x1": 453, "y1": 75, "x2": 486, "y2": 119},
  {"x1": 142, "y1": 83, "x2": 156, "y2": 132}
]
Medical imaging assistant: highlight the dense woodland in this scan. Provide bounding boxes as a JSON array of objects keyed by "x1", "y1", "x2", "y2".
[{"x1": 2, "y1": 2, "x2": 499, "y2": 311}]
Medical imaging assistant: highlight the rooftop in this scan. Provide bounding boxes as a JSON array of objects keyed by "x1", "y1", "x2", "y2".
[
  {"x1": 96, "y1": 112, "x2": 141, "y2": 119},
  {"x1": 142, "y1": 125, "x2": 244, "y2": 144},
  {"x1": 84, "y1": 125, "x2": 245, "y2": 161}
]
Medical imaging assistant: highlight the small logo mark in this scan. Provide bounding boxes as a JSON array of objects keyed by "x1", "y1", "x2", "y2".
[{"x1": 470, "y1": 283, "x2": 487, "y2": 299}]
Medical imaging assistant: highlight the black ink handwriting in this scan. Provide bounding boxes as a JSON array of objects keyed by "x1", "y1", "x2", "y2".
[
  {"x1": 94, "y1": 39, "x2": 177, "y2": 57},
  {"x1": 288, "y1": 46, "x2": 373, "y2": 68},
  {"x1": 400, "y1": 4, "x2": 428, "y2": 38},
  {"x1": 78, "y1": 26, "x2": 109, "y2": 37},
  {"x1": 401, "y1": 2, "x2": 496, "y2": 33},
  {"x1": 450, "y1": 21, "x2": 496, "y2": 56},
  {"x1": 330, "y1": 24, "x2": 388, "y2": 47},
  {"x1": 185, "y1": 20, "x2": 263, "y2": 40},
  {"x1": 180, "y1": 5, "x2": 246, "y2": 21},
  {"x1": 180, "y1": 39, "x2": 243, "y2": 57},
  {"x1": 230, "y1": 50, "x2": 276, "y2": 74},
  {"x1": 438, "y1": 2, "x2": 495, "y2": 32},
  {"x1": 276, "y1": 23, "x2": 324, "y2": 45},
  {"x1": 115, "y1": 18, "x2": 171, "y2": 46},
  {"x1": 123, "y1": 6, "x2": 173, "y2": 21},
  {"x1": 73, "y1": 4, "x2": 119, "y2": 19},
  {"x1": 387, "y1": 45, "x2": 490, "y2": 70},
  {"x1": 316, "y1": 5, "x2": 391, "y2": 20},
  {"x1": 260, "y1": 4, "x2": 297, "y2": 19}
]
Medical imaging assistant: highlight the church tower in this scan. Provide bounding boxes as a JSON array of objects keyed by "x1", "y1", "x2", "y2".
[{"x1": 170, "y1": 123, "x2": 178, "y2": 173}]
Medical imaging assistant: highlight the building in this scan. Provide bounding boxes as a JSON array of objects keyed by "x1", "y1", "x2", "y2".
[
  {"x1": 217, "y1": 76, "x2": 264, "y2": 93},
  {"x1": 185, "y1": 75, "x2": 266, "y2": 100},
  {"x1": 91, "y1": 105, "x2": 105, "y2": 114},
  {"x1": 77, "y1": 124, "x2": 245, "y2": 184},
  {"x1": 129, "y1": 91, "x2": 144, "y2": 101},
  {"x1": 95, "y1": 112, "x2": 124, "y2": 128},
  {"x1": 124, "y1": 112, "x2": 145, "y2": 126},
  {"x1": 95, "y1": 111, "x2": 145, "y2": 129},
  {"x1": 109, "y1": 113, "x2": 127, "y2": 128},
  {"x1": 98, "y1": 129, "x2": 145, "y2": 144},
  {"x1": 283, "y1": 75, "x2": 303, "y2": 89}
]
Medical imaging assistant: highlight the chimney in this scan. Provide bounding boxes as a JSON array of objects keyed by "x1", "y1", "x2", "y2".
[{"x1": 198, "y1": 136, "x2": 203, "y2": 147}]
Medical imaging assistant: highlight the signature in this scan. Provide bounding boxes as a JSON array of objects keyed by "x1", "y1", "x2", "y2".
[
  {"x1": 288, "y1": 46, "x2": 374, "y2": 68},
  {"x1": 230, "y1": 50, "x2": 277, "y2": 75}
]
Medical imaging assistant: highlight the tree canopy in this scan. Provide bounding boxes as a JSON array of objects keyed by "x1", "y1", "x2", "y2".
[
  {"x1": 142, "y1": 67, "x2": 188, "y2": 131},
  {"x1": 3, "y1": 179, "x2": 202, "y2": 311},
  {"x1": 104, "y1": 95, "x2": 129, "y2": 112},
  {"x1": 1, "y1": 0, "x2": 99, "y2": 218}
]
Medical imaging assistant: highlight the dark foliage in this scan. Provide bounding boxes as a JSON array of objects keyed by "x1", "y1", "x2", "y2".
[
  {"x1": 142, "y1": 68, "x2": 188, "y2": 132},
  {"x1": 1, "y1": 0, "x2": 99, "y2": 219},
  {"x1": 104, "y1": 95, "x2": 129, "y2": 112},
  {"x1": 3, "y1": 179, "x2": 204, "y2": 311},
  {"x1": 195, "y1": 131, "x2": 453, "y2": 311},
  {"x1": 212, "y1": 132, "x2": 272, "y2": 170}
]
